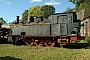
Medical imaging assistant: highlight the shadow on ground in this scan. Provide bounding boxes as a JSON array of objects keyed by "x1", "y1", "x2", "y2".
[
  {"x1": 63, "y1": 43, "x2": 89, "y2": 49},
  {"x1": 0, "y1": 56, "x2": 22, "y2": 60}
]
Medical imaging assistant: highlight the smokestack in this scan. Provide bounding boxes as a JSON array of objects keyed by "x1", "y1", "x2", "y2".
[
  {"x1": 16, "y1": 16, "x2": 19, "y2": 24},
  {"x1": 0, "y1": 24, "x2": 2, "y2": 28},
  {"x1": 41, "y1": 17, "x2": 43, "y2": 21}
]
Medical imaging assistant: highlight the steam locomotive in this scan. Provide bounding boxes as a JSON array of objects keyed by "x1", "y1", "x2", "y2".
[{"x1": 8, "y1": 12, "x2": 83, "y2": 46}]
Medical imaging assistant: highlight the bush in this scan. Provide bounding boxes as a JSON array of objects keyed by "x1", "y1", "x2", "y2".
[
  {"x1": 85, "y1": 36, "x2": 90, "y2": 42},
  {"x1": 85, "y1": 36, "x2": 90, "y2": 46}
]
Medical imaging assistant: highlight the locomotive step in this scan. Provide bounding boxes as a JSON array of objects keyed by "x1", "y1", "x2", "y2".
[
  {"x1": 60, "y1": 44, "x2": 66, "y2": 46},
  {"x1": 60, "y1": 36, "x2": 67, "y2": 37},
  {"x1": 61, "y1": 41, "x2": 66, "y2": 43},
  {"x1": 61, "y1": 39, "x2": 67, "y2": 40}
]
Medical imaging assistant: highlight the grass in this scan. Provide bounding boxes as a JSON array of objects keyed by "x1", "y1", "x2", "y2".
[{"x1": 0, "y1": 44, "x2": 90, "y2": 60}]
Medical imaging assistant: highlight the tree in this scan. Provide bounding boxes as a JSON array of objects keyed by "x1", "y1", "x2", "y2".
[
  {"x1": 22, "y1": 10, "x2": 28, "y2": 20},
  {"x1": 69, "y1": 0, "x2": 90, "y2": 20},
  {"x1": 28, "y1": 5, "x2": 55, "y2": 19},
  {"x1": 0, "y1": 18, "x2": 6, "y2": 24},
  {"x1": 63, "y1": 7, "x2": 75, "y2": 13},
  {"x1": 28, "y1": 6, "x2": 43, "y2": 17},
  {"x1": 41, "y1": 5, "x2": 55, "y2": 18},
  {"x1": 69, "y1": 0, "x2": 90, "y2": 11}
]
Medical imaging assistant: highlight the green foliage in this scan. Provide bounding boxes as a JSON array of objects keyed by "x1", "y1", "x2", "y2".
[
  {"x1": 22, "y1": 10, "x2": 28, "y2": 20},
  {"x1": 69, "y1": 0, "x2": 90, "y2": 11},
  {"x1": 0, "y1": 18, "x2": 6, "y2": 24},
  {"x1": 28, "y1": 5, "x2": 55, "y2": 19},
  {"x1": 63, "y1": 7, "x2": 75, "y2": 13},
  {"x1": 28, "y1": 6, "x2": 44, "y2": 17},
  {"x1": 85, "y1": 36, "x2": 90, "y2": 43},
  {"x1": 41, "y1": 5, "x2": 55, "y2": 18}
]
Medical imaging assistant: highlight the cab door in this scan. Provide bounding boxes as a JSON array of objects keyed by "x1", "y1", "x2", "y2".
[{"x1": 60, "y1": 23, "x2": 68, "y2": 35}]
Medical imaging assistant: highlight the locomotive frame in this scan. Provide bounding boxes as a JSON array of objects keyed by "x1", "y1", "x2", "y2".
[{"x1": 7, "y1": 12, "x2": 84, "y2": 47}]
